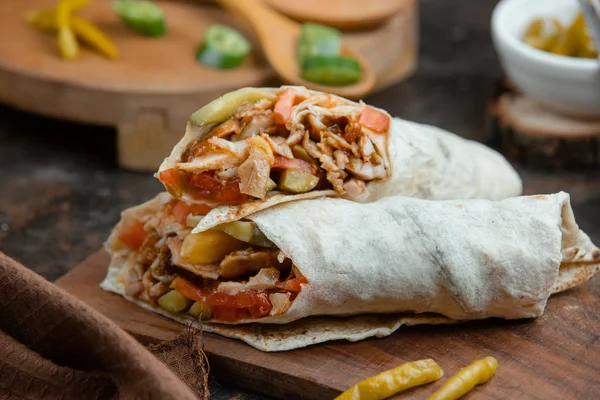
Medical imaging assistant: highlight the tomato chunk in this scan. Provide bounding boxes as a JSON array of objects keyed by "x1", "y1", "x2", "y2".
[
  {"x1": 359, "y1": 106, "x2": 390, "y2": 133},
  {"x1": 211, "y1": 178, "x2": 249, "y2": 204},
  {"x1": 172, "y1": 277, "x2": 269, "y2": 311},
  {"x1": 172, "y1": 201, "x2": 212, "y2": 224},
  {"x1": 273, "y1": 88, "x2": 297, "y2": 125},
  {"x1": 211, "y1": 306, "x2": 249, "y2": 322},
  {"x1": 248, "y1": 292, "x2": 273, "y2": 317},
  {"x1": 188, "y1": 171, "x2": 219, "y2": 190},
  {"x1": 158, "y1": 168, "x2": 180, "y2": 187},
  {"x1": 172, "y1": 277, "x2": 206, "y2": 302},
  {"x1": 272, "y1": 156, "x2": 317, "y2": 175},
  {"x1": 117, "y1": 220, "x2": 147, "y2": 250},
  {"x1": 187, "y1": 171, "x2": 249, "y2": 205},
  {"x1": 276, "y1": 276, "x2": 308, "y2": 292}
]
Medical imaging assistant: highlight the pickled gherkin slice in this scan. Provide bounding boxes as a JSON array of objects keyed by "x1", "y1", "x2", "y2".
[
  {"x1": 188, "y1": 301, "x2": 212, "y2": 320},
  {"x1": 297, "y1": 23, "x2": 342, "y2": 67},
  {"x1": 215, "y1": 221, "x2": 276, "y2": 248},
  {"x1": 189, "y1": 88, "x2": 277, "y2": 126},
  {"x1": 292, "y1": 145, "x2": 318, "y2": 166},
  {"x1": 278, "y1": 169, "x2": 320, "y2": 193},
  {"x1": 266, "y1": 178, "x2": 277, "y2": 192},
  {"x1": 158, "y1": 290, "x2": 192, "y2": 313}
]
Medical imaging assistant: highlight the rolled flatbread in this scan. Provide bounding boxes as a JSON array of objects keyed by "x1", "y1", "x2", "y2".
[
  {"x1": 156, "y1": 86, "x2": 522, "y2": 227},
  {"x1": 101, "y1": 192, "x2": 599, "y2": 351}
]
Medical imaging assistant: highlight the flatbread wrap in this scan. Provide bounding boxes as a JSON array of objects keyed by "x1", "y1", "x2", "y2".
[
  {"x1": 156, "y1": 86, "x2": 522, "y2": 226},
  {"x1": 101, "y1": 191, "x2": 600, "y2": 351}
]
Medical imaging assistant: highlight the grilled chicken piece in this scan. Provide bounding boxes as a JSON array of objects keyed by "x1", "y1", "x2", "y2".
[
  {"x1": 343, "y1": 178, "x2": 366, "y2": 197},
  {"x1": 238, "y1": 136, "x2": 275, "y2": 199},
  {"x1": 264, "y1": 135, "x2": 294, "y2": 158},
  {"x1": 269, "y1": 292, "x2": 292, "y2": 315},
  {"x1": 219, "y1": 248, "x2": 282, "y2": 279}
]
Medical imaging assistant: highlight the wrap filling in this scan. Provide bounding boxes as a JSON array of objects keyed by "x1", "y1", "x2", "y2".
[
  {"x1": 158, "y1": 88, "x2": 391, "y2": 205},
  {"x1": 113, "y1": 198, "x2": 305, "y2": 323}
]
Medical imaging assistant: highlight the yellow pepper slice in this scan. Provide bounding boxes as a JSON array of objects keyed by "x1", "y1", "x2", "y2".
[
  {"x1": 28, "y1": 9, "x2": 118, "y2": 59},
  {"x1": 56, "y1": 0, "x2": 79, "y2": 60},
  {"x1": 64, "y1": 0, "x2": 92, "y2": 12},
  {"x1": 334, "y1": 359, "x2": 444, "y2": 400},
  {"x1": 523, "y1": 13, "x2": 599, "y2": 58},
  {"x1": 71, "y1": 16, "x2": 119, "y2": 59},
  {"x1": 523, "y1": 18, "x2": 562, "y2": 52},
  {"x1": 573, "y1": 12, "x2": 597, "y2": 59},
  {"x1": 524, "y1": 35, "x2": 556, "y2": 52},
  {"x1": 523, "y1": 18, "x2": 543, "y2": 38},
  {"x1": 550, "y1": 13, "x2": 587, "y2": 56},
  {"x1": 427, "y1": 356, "x2": 498, "y2": 400}
]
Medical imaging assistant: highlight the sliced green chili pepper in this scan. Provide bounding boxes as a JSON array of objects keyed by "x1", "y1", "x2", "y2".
[
  {"x1": 297, "y1": 23, "x2": 342, "y2": 67},
  {"x1": 112, "y1": 0, "x2": 166, "y2": 37},
  {"x1": 196, "y1": 25, "x2": 251, "y2": 69},
  {"x1": 301, "y1": 55, "x2": 362, "y2": 85}
]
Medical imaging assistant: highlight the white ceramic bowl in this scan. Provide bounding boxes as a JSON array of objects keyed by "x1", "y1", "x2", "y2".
[{"x1": 492, "y1": 0, "x2": 600, "y2": 118}]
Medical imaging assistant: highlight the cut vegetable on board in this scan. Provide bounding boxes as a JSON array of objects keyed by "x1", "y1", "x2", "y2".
[
  {"x1": 196, "y1": 25, "x2": 251, "y2": 69},
  {"x1": 27, "y1": 0, "x2": 118, "y2": 60},
  {"x1": 297, "y1": 23, "x2": 362, "y2": 85},
  {"x1": 112, "y1": 0, "x2": 166, "y2": 37},
  {"x1": 334, "y1": 359, "x2": 444, "y2": 400},
  {"x1": 427, "y1": 357, "x2": 498, "y2": 400}
]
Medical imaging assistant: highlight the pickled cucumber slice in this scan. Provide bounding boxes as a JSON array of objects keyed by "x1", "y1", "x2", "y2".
[
  {"x1": 297, "y1": 23, "x2": 342, "y2": 67},
  {"x1": 292, "y1": 145, "x2": 318, "y2": 166},
  {"x1": 266, "y1": 177, "x2": 277, "y2": 192},
  {"x1": 278, "y1": 170, "x2": 319, "y2": 193},
  {"x1": 196, "y1": 25, "x2": 250, "y2": 70},
  {"x1": 189, "y1": 88, "x2": 277, "y2": 126},
  {"x1": 215, "y1": 221, "x2": 276, "y2": 248},
  {"x1": 301, "y1": 56, "x2": 362, "y2": 86},
  {"x1": 188, "y1": 301, "x2": 212, "y2": 320},
  {"x1": 158, "y1": 290, "x2": 192, "y2": 313}
]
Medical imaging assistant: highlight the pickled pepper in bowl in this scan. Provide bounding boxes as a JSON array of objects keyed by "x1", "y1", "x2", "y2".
[{"x1": 522, "y1": 12, "x2": 597, "y2": 58}]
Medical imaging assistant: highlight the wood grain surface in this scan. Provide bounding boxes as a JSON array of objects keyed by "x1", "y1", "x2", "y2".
[
  {"x1": 56, "y1": 250, "x2": 600, "y2": 400},
  {"x1": 0, "y1": 0, "x2": 417, "y2": 171}
]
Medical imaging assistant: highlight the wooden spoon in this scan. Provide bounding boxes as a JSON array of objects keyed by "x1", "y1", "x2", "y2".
[
  {"x1": 216, "y1": 0, "x2": 376, "y2": 99},
  {"x1": 265, "y1": 0, "x2": 406, "y2": 30}
]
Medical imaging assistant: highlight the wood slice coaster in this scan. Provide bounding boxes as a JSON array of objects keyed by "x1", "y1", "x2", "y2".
[{"x1": 488, "y1": 79, "x2": 600, "y2": 169}]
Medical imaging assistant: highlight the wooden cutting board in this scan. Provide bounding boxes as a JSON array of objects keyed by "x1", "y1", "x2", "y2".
[
  {"x1": 0, "y1": 0, "x2": 417, "y2": 172},
  {"x1": 56, "y1": 250, "x2": 600, "y2": 400}
]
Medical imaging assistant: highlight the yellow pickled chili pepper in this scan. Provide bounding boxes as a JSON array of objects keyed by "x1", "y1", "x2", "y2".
[
  {"x1": 427, "y1": 356, "x2": 498, "y2": 400},
  {"x1": 524, "y1": 18, "x2": 543, "y2": 38},
  {"x1": 28, "y1": 10, "x2": 118, "y2": 59},
  {"x1": 334, "y1": 359, "x2": 444, "y2": 400},
  {"x1": 56, "y1": 0, "x2": 79, "y2": 59},
  {"x1": 523, "y1": 12, "x2": 598, "y2": 58},
  {"x1": 523, "y1": 18, "x2": 561, "y2": 52},
  {"x1": 63, "y1": 0, "x2": 92, "y2": 13},
  {"x1": 573, "y1": 12, "x2": 597, "y2": 59},
  {"x1": 549, "y1": 19, "x2": 576, "y2": 56}
]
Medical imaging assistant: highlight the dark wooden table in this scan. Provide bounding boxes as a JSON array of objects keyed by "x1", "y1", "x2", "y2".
[{"x1": 1, "y1": 1, "x2": 599, "y2": 399}]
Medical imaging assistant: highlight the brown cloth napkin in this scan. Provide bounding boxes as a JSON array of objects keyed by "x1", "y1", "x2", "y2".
[{"x1": 0, "y1": 252, "x2": 208, "y2": 400}]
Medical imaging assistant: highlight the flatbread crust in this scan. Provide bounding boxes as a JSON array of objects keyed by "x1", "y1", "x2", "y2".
[{"x1": 101, "y1": 192, "x2": 600, "y2": 352}]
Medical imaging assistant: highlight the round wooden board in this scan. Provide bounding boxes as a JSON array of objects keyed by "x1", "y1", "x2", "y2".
[
  {"x1": 0, "y1": 0, "x2": 418, "y2": 170},
  {"x1": 488, "y1": 79, "x2": 600, "y2": 169}
]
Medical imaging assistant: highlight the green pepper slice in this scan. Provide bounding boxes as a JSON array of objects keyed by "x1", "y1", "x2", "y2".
[
  {"x1": 112, "y1": 0, "x2": 166, "y2": 37},
  {"x1": 196, "y1": 25, "x2": 251, "y2": 69},
  {"x1": 301, "y1": 55, "x2": 362, "y2": 85},
  {"x1": 297, "y1": 23, "x2": 342, "y2": 67}
]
